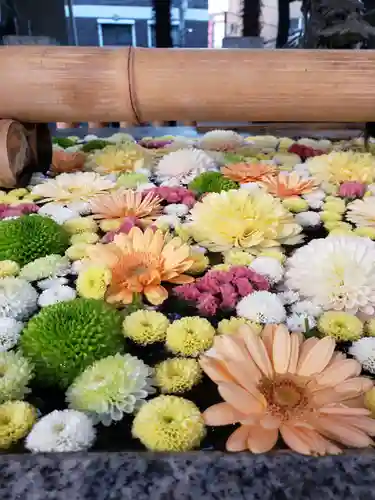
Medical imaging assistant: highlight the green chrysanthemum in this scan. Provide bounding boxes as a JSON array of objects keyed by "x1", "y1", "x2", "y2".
[
  {"x1": 81, "y1": 139, "x2": 110, "y2": 153},
  {"x1": 19, "y1": 255, "x2": 70, "y2": 282},
  {"x1": 67, "y1": 353, "x2": 154, "y2": 425},
  {"x1": 52, "y1": 137, "x2": 78, "y2": 149},
  {"x1": 0, "y1": 401, "x2": 37, "y2": 450},
  {"x1": 0, "y1": 215, "x2": 70, "y2": 266},
  {"x1": 189, "y1": 171, "x2": 238, "y2": 195},
  {"x1": 132, "y1": 395, "x2": 206, "y2": 451},
  {"x1": 21, "y1": 298, "x2": 124, "y2": 389},
  {"x1": 0, "y1": 351, "x2": 34, "y2": 404}
]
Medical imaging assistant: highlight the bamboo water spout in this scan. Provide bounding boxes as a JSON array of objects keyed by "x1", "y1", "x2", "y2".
[{"x1": 1, "y1": 47, "x2": 375, "y2": 122}]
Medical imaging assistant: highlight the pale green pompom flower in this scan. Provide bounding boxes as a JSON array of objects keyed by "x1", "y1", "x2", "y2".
[
  {"x1": 66, "y1": 353, "x2": 154, "y2": 426},
  {"x1": 0, "y1": 351, "x2": 34, "y2": 404},
  {"x1": 19, "y1": 255, "x2": 71, "y2": 282}
]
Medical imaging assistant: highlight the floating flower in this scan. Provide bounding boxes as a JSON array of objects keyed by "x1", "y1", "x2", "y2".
[
  {"x1": 249, "y1": 256, "x2": 284, "y2": 284},
  {"x1": 0, "y1": 260, "x2": 19, "y2": 278},
  {"x1": 221, "y1": 163, "x2": 276, "y2": 184},
  {"x1": 217, "y1": 317, "x2": 262, "y2": 336},
  {"x1": 189, "y1": 171, "x2": 238, "y2": 195},
  {"x1": 236, "y1": 291, "x2": 286, "y2": 323},
  {"x1": 307, "y1": 151, "x2": 375, "y2": 186},
  {"x1": 200, "y1": 324, "x2": 374, "y2": 454},
  {"x1": 70, "y1": 232, "x2": 99, "y2": 245},
  {"x1": 132, "y1": 395, "x2": 205, "y2": 451},
  {"x1": 67, "y1": 353, "x2": 154, "y2": 425},
  {"x1": 155, "y1": 148, "x2": 216, "y2": 185},
  {"x1": 76, "y1": 265, "x2": 111, "y2": 300},
  {"x1": 0, "y1": 401, "x2": 36, "y2": 450},
  {"x1": 90, "y1": 144, "x2": 147, "y2": 174},
  {"x1": 122, "y1": 310, "x2": 170, "y2": 344},
  {"x1": 285, "y1": 236, "x2": 375, "y2": 315},
  {"x1": 25, "y1": 409, "x2": 96, "y2": 452},
  {"x1": 349, "y1": 338, "x2": 375, "y2": 374},
  {"x1": 144, "y1": 186, "x2": 196, "y2": 208},
  {"x1": 346, "y1": 197, "x2": 375, "y2": 227},
  {"x1": 0, "y1": 351, "x2": 33, "y2": 403},
  {"x1": 223, "y1": 249, "x2": 254, "y2": 266},
  {"x1": 199, "y1": 130, "x2": 244, "y2": 151},
  {"x1": 51, "y1": 150, "x2": 85, "y2": 174},
  {"x1": 0, "y1": 277, "x2": 38, "y2": 320},
  {"x1": 166, "y1": 317, "x2": 216, "y2": 357},
  {"x1": 38, "y1": 285, "x2": 77, "y2": 308},
  {"x1": 187, "y1": 190, "x2": 303, "y2": 253},
  {"x1": 37, "y1": 277, "x2": 68, "y2": 290},
  {"x1": 85, "y1": 227, "x2": 194, "y2": 305},
  {"x1": 318, "y1": 311, "x2": 363, "y2": 341},
  {"x1": 282, "y1": 197, "x2": 309, "y2": 213},
  {"x1": 260, "y1": 172, "x2": 317, "y2": 198},
  {"x1": 155, "y1": 358, "x2": 202, "y2": 394},
  {"x1": 32, "y1": 172, "x2": 115, "y2": 203},
  {"x1": 90, "y1": 189, "x2": 161, "y2": 226},
  {"x1": 294, "y1": 211, "x2": 321, "y2": 228},
  {"x1": 339, "y1": 181, "x2": 367, "y2": 200},
  {"x1": 19, "y1": 255, "x2": 70, "y2": 282},
  {"x1": 63, "y1": 217, "x2": 98, "y2": 234},
  {"x1": 0, "y1": 318, "x2": 23, "y2": 351}
]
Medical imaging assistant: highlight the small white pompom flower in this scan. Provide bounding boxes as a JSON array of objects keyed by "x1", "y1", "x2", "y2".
[
  {"x1": 154, "y1": 215, "x2": 180, "y2": 229},
  {"x1": 0, "y1": 278, "x2": 38, "y2": 320},
  {"x1": 0, "y1": 318, "x2": 23, "y2": 351},
  {"x1": 286, "y1": 313, "x2": 316, "y2": 333},
  {"x1": 66, "y1": 201, "x2": 92, "y2": 215},
  {"x1": 25, "y1": 410, "x2": 96, "y2": 452},
  {"x1": 39, "y1": 203, "x2": 79, "y2": 225},
  {"x1": 277, "y1": 289, "x2": 300, "y2": 305},
  {"x1": 349, "y1": 338, "x2": 375, "y2": 374},
  {"x1": 291, "y1": 300, "x2": 323, "y2": 318},
  {"x1": 37, "y1": 277, "x2": 69, "y2": 290},
  {"x1": 163, "y1": 204, "x2": 190, "y2": 217},
  {"x1": 38, "y1": 286, "x2": 76, "y2": 308},
  {"x1": 236, "y1": 291, "x2": 286, "y2": 324},
  {"x1": 249, "y1": 256, "x2": 284, "y2": 284},
  {"x1": 239, "y1": 182, "x2": 262, "y2": 193},
  {"x1": 295, "y1": 211, "x2": 321, "y2": 228}
]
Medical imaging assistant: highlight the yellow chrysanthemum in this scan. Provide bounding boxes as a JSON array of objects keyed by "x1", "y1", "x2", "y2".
[
  {"x1": 224, "y1": 249, "x2": 254, "y2": 266},
  {"x1": 318, "y1": 311, "x2": 363, "y2": 341},
  {"x1": 354, "y1": 227, "x2": 375, "y2": 239},
  {"x1": 66, "y1": 243, "x2": 95, "y2": 261},
  {"x1": 91, "y1": 144, "x2": 148, "y2": 174},
  {"x1": 76, "y1": 265, "x2": 111, "y2": 299},
  {"x1": 0, "y1": 260, "x2": 20, "y2": 277},
  {"x1": 217, "y1": 317, "x2": 262, "y2": 336},
  {"x1": 63, "y1": 217, "x2": 98, "y2": 235},
  {"x1": 155, "y1": 358, "x2": 202, "y2": 394},
  {"x1": 365, "y1": 319, "x2": 375, "y2": 336},
  {"x1": 307, "y1": 151, "x2": 375, "y2": 186},
  {"x1": 187, "y1": 189, "x2": 303, "y2": 252},
  {"x1": 70, "y1": 232, "x2": 100, "y2": 245},
  {"x1": 282, "y1": 197, "x2": 309, "y2": 213},
  {"x1": 166, "y1": 317, "x2": 216, "y2": 357},
  {"x1": 0, "y1": 401, "x2": 36, "y2": 450},
  {"x1": 187, "y1": 251, "x2": 210, "y2": 275},
  {"x1": 123, "y1": 310, "x2": 170, "y2": 344}
]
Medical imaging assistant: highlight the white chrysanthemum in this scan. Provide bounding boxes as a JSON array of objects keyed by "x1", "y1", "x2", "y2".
[
  {"x1": 286, "y1": 313, "x2": 316, "y2": 333},
  {"x1": 302, "y1": 189, "x2": 326, "y2": 207},
  {"x1": 155, "y1": 148, "x2": 216, "y2": 185},
  {"x1": 19, "y1": 255, "x2": 71, "y2": 282},
  {"x1": 70, "y1": 260, "x2": 86, "y2": 275},
  {"x1": 277, "y1": 289, "x2": 300, "y2": 305},
  {"x1": 291, "y1": 300, "x2": 323, "y2": 318},
  {"x1": 249, "y1": 256, "x2": 284, "y2": 284},
  {"x1": 38, "y1": 286, "x2": 76, "y2": 308},
  {"x1": 0, "y1": 318, "x2": 23, "y2": 351},
  {"x1": 198, "y1": 130, "x2": 244, "y2": 151},
  {"x1": 0, "y1": 278, "x2": 38, "y2": 320},
  {"x1": 66, "y1": 353, "x2": 154, "y2": 426},
  {"x1": 37, "y1": 277, "x2": 69, "y2": 290},
  {"x1": 346, "y1": 197, "x2": 375, "y2": 228},
  {"x1": 236, "y1": 291, "x2": 286, "y2": 323},
  {"x1": 285, "y1": 236, "x2": 375, "y2": 314},
  {"x1": 0, "y1": 351, "x2": 33, "y2": 403},
  {"x1": 295, "y1": 211, "x2": 321, "y2": 228},
  {"x1": 349, "y1": 338, "x2": 375, "y2": 374},
  {"x1": 239, "y1": 182, "x2": 262, "y2": 193},
  {"x1": 163, "y1": 204, "x2": 189, "y2": 217},
  {"x1": 66, "y1": 201, "x2": 92, "y2": 215},
  {"x1": 39, "y1": 203, "x2": 79, "y2": 224},
  {"x1": 25, "y1": 410, "x2": 96, "y2": 453},
  {"x1": 154, "y1": 215, "x2": 180, "y2": 229}
]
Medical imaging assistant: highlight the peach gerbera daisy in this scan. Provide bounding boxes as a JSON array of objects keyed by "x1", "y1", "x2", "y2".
[
  {"x1": 200, "y1": 324, "x2": 375, "y2": 455},
  {"x1": 51, "y1": 150, "x2": 85, "y2": 174},
  {"x1": 86, "y1": 226, "x2": 194, "y2": 305},
  {"x1": 260, "y1": 172, "x2": 317, "y2": 198},
  {"x1": 221, "y1": 163, "x2": 276, "y2": 183},
  {"x1": 90, "y1": 189, "x2": 162, "y2": 226}
]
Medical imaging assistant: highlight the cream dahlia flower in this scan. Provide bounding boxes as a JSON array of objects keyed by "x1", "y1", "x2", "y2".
[
  {"x1": 198, "y1": 130, "x2": 245, "y2": 152},
  {"x1": 200, "y1": 325, "x2": 374, "y2": 455},
  {"x1": 285, "y1": 235, "x2": 375, "y2": 315},
  {"x1": 306, "y1": 151, "x2": 375, "y2": 186},
  {"x1": 155, "y1": 148, "x2": 216, "y2": 185},
  {"x1": 346, "y1": 197, "x2": 375, "y2": 227},
  {"x1": 187, "y1": 189, "x2": 303, "y2": 252},
  {"x1": 32, "y1": 172, "x2": 116, "y2": 203}
]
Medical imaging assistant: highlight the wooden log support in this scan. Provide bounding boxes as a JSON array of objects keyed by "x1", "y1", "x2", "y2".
[{"x1": 1, "y1": 47, "x2": 375, "y2": 123}]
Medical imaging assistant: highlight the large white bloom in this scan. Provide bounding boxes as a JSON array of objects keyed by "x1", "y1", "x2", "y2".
[
  {"x1": 25, "y1": 410, "x2": 96, "y2": 452},
  {"x1": 198, "y1": 130, "x2": 245, "y2": 151},
  {"x1": 155, "y1": 148, "x2": 216, "y2": 185},
  {"x1": 0, "y1": 278, "x2": 38, "y2": 320},
  {"x1": 236, "y1": 291, "x2": 286, "y2": 323},
  {"x1": 285, "y1": 235, "x2": 375, "y2": 315},
  {"x1": 346, "y1": 197, "x2": 375, "y2": 228}
]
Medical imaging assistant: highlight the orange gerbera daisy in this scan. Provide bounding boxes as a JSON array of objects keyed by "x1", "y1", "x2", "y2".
[
  {"x1": 221, "y1": 163, "x2": 276, "y2": 183},
  {"x1": 260, "y1": 172, "x2": 317, "y2": 197},
  {"x1": 200, "y1": 324, "x2": 375, "y2": 455},
  {"x1": 51, "y1": 150, "x2": 85, "y2": 174},
  {"x1": 86, "y1": 226, "x2": 194, "y2": 305},
  {"x1": 90, "y1": 189, "x2": 162, "y2": 226}
]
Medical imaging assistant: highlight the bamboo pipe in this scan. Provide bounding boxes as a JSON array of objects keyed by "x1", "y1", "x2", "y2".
[{"x1": 2, "y1": 47, "x2": 375, "y2": 122}]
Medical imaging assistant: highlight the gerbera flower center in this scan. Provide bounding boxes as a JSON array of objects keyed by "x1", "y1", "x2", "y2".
[{"x1": 259, "y1": 376, "x2": 310, "y2": 420}]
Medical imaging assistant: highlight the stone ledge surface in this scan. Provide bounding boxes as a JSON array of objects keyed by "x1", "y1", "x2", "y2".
[{"x1": 1, "y1": 451, "x2": 375, "y2": 500}]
